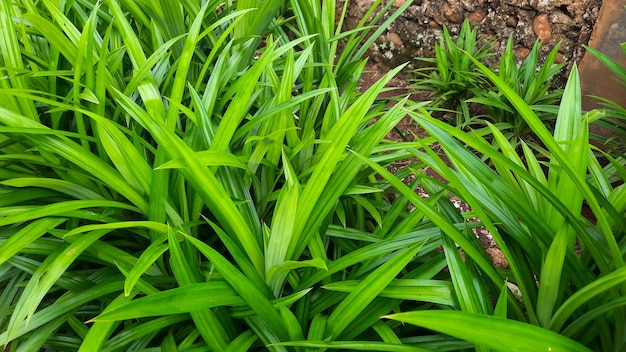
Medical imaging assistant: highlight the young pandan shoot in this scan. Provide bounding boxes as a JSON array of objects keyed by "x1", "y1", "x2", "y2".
[
  {"x1": 467, "y1": 37, "x2": 565, "y2": 150},
  {"x1": 411, "y1": 20, "x2": 493, "y2": 125}
]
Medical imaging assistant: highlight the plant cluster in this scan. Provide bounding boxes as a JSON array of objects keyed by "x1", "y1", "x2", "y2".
[
  {"x1": 1, "y1": 1, "x2": 626, "y2": 352},
  {"x1": 412, "y1": 20, "x2": 493, "y2": 119},
  {"x1": 414, "y1": 20, "x2": 566, "y2": 149}
]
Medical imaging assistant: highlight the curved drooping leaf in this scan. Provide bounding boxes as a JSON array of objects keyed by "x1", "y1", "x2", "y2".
[
  {"x1": 93, "y1": 282, "x2": 244, "y2": 321},
  {"x1": 385, "y1": 310, "x2": 591, "y2": 352}
]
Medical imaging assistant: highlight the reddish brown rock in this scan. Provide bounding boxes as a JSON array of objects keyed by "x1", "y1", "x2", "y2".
[
  {"x1": 387, "y1": 32, "x2": 404, "y2": 47},
  {"x1": 515, "y1": 47, "x2": 531, "y2": 60},
  {"x1": 506, "y1": 15, "x2": 518, "y2": 27},
  {"x1": 428, "y1": 20, "x2": 441, "y2": 29},
  {"x1": 555, "y1": 52, "x2": 565, "y2": 64},
  {"x1": 468, "y1": 8, "x2": 487, "y2": 23},
  {"x1": 580, "y1": 0, "x2": 626, "y2": 113},
  {"x1": 443, "y1": 4, "x2": 464, "y2": 23},
  {"x1": 533, "y1": 14, "x2": 552, "y2": 42},
  {"x1": 393, "y1": 0, "x2": 405, "y2": 7}
]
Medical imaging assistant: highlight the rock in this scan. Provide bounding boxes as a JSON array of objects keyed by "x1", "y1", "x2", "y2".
[
  {"x1": 443, "y1": 3, "x2": 464, "y2": 23},
  {"x1": 515, "y1": 47, "x2": 531, "y2": 60},
  {"x1": 551, "y1": 9, "x2": 574, "y2": 27},
  {"x1": 506, "y1": 15, "x2": 518, "y2": 27},
  {"x1": 468, "y1": 8, "x2": 487, "y2": 23},
  {"x1": 393, "y1": 0, "x2": 405, "y2": 7},
  {"x1": 555, "y1": 52, "x2": 565, "y2": 63},
  {"x1": 387, "y1": 32, "x2": 404, "y2": 47},
  {"x1": 533, "y1": 13, "x2": 552, "y2": 42}
]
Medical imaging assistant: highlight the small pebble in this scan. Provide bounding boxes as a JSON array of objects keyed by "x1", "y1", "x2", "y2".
[
  {"x1": 533, "y1": 14, "x2": 552, "y2": 42},
  {"x1": 515, "y1": 47, "x2": 531, "y2": 60},
  {"x1": 443, "y1": 4, "x2": 464, "y2": 24},
  {"x1": 506, "y1": 16, "x2": 518, "y2": 27},
  {"x1": 387, "y1": 32, "x2": 404, "y2": 47},
  {"x1": 468, "y1": 8, "x2": 486, "y2": 23}
]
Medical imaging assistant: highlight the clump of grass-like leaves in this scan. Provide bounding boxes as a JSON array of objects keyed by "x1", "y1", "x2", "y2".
[
  {"x1": 414, "y1": 21, "x2": 565, "y2": 150},
  {"x1": 467, "y1": 37, "x2": 565, "y2": 147},
  {"x1": 385, "y1": 59, "x2": 625, "y2": 352},
  {"x1": 412, "y1": 19, "x2": 493, "y2": 123},
  {"x1": 0, "y1": 0, "x2": 452, "y2": 350},
  {"x1": 1, "y1": 0, "x2": 625, "y2": 351}
]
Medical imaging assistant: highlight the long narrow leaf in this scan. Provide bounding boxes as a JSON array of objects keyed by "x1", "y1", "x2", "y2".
[{"x1": 385, "y1": 311, "x2": 591, "y2": 352}]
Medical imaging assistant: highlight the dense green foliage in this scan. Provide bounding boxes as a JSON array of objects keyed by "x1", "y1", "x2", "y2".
[
  {"x1": 1, "y1": 1, "x2": 626, "y2": 351},
  {"x1": 413, "y1": 20, "x2": 493, "y2": 126},
  {"x1": 414, "y1": 21, "x2": 565, "y2": 149}
]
